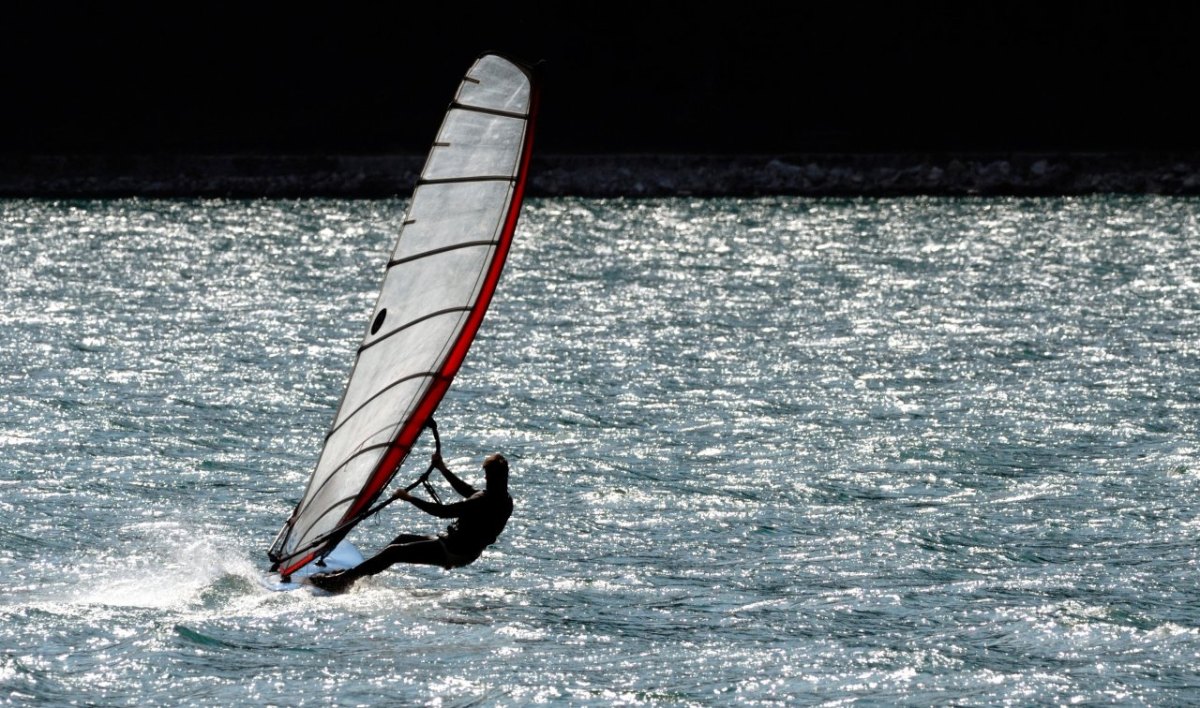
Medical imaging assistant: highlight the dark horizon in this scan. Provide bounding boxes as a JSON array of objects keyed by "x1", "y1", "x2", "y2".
[{"x1": 3, "y1": 3, "x2": 1198, "y2": 158}]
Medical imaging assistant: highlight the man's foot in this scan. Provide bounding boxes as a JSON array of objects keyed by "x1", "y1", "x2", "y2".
[{"x1": 306, "y1": 569, "x2": 358, "y2": 594}]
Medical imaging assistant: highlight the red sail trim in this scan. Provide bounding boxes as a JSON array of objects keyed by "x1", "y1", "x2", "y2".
[
  {"x1": 277, "y1": 79, "x2": 540, "y2": 578},
  {"x1": 279, "y1": 550, "x2": 316, "y2": 578}
]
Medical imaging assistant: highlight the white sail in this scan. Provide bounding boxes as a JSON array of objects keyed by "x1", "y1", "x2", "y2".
[{"x1": 269, "y1": 53, "x2": 538, "y2": 577}]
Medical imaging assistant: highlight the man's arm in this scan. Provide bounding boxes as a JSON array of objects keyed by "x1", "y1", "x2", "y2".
[
  {"x1": 431, "y1": 453, "x2": 477, "y2": 498},
  {"x1": 391, "y1": 486, "x2": 483, "y2": 518},
  {"x1": 407, "y1": 494, "x2": 483, "y2": 519}
]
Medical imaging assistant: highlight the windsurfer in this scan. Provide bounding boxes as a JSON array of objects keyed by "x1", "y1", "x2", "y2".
[{"x1": 307, "y1": 452, "x2": 513, "y2": 593}]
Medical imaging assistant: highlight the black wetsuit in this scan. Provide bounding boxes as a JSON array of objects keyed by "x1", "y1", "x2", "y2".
[
  {"x1": 351, "y1": 470, "x2": 512, "y2": 575},
  {"x1": 407, "y1": 488, "x2": 514, "y2": 561},
  {"x1": 307, "y1": 464, "x2": 513, "y2": 592}
]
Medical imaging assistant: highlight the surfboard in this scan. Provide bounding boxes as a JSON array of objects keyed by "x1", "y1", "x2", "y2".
[{"x1": 260, "y1": 539, "x2": 365, "y2": 592}]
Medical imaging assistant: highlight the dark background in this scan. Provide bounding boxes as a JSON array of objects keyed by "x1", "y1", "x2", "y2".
[{"x1": 2, "y1": 2, "x2": 1196, "y2": 157}]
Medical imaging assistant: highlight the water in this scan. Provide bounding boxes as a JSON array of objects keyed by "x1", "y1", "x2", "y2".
[{"x1": 2, "y1": 195, "x2": 1198, "y2": 705}]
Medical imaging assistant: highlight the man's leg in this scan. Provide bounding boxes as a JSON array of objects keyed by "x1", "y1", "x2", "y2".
[
  {"x1": 308, "y1": 535, "x2": 449, "y2": 593},
  {"x1": 354, "y1": 535, "x2": 449, "y2": 576}
]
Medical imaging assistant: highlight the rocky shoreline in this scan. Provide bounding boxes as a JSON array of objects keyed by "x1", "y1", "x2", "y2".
[{"x1": 2, "y1": 152, "x2": 1199, "y2": 198}]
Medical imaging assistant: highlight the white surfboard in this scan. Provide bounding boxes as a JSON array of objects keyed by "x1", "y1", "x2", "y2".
[{"x1": 260, "y1": 539, "x2": 365, "y2": 592}]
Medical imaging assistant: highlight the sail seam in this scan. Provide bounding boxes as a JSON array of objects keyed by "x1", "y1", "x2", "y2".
[
  {"x1": 291, "y1": 495, "x2": 358, "y2": 556},
  {"x1": 324, "y1": 370, "x2": 447, "y2": 440},
  {"x1": 293, "y1": 440, "x2": 394, "y2": 516}
]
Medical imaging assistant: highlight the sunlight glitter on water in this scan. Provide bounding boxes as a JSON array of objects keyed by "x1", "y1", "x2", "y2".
[{"x1": 1, "y1": 196, "x2": 1199, "y2": 704}]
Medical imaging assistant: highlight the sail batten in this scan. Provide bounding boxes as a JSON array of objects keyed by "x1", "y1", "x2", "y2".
[
  {"x1": 387, "y1": 241, "x2": 501, "y2": 268},
  {"x1": 448, "y1": 100, "x2": 531, "y2": 120},
  {"x1": 358, "y1": 307, "x2": 474, "y2": 353},
  {"x1": 419, "y1": 175, "x2": 520, "y2": 185},
  {"x1": 268, "y1": 53, "x2": 538, "y2": 577}
]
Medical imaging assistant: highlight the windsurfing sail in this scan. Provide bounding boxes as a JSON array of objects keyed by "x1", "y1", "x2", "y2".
[{"x1": 268, "y1": 52, "x2": 539, "y2": 578}]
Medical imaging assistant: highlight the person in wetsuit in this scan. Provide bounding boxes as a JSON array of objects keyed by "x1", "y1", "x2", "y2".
[{"x1": 307, "y1": 452, "x2": 513, "y2": 594}]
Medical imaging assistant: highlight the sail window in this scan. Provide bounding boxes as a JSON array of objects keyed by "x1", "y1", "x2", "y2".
[{"x1": 371, "y1": 309, "x2": 388, "y2": 335}]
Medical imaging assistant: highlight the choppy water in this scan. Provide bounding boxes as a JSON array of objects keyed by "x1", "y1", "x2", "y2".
[{"x1": 2, "y1": 195, "x2": 1199, "y2": 705}]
